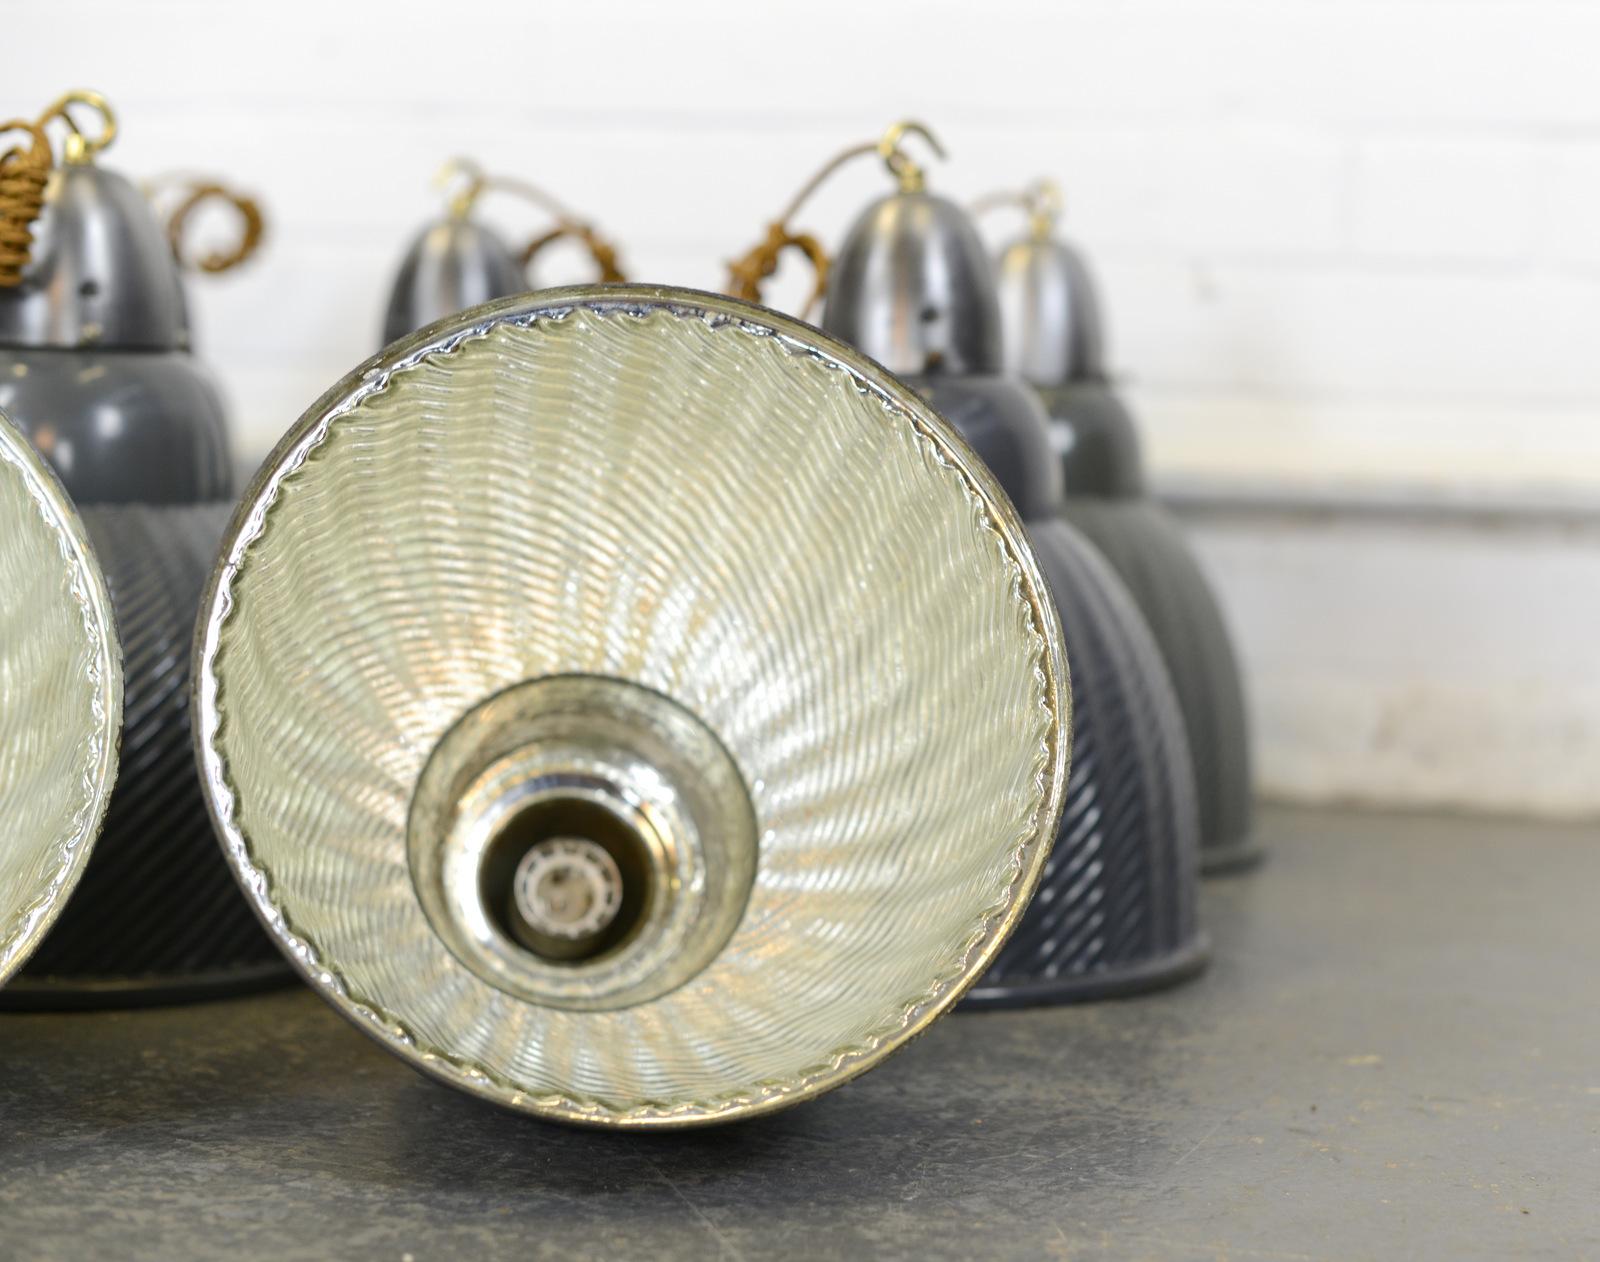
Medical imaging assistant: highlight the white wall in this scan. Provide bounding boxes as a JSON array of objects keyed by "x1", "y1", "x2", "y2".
[
  {"x1": 13, "y1": 0, "x2": 1600, "y2": 497},
  {"x1": 10, "y1": 1, "x2": 1600, "y2": 816}
]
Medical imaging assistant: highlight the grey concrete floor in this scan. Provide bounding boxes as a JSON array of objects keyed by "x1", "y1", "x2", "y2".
[{"x1": 2, "y1": 806, "x2": 1598, "y2": 1260}]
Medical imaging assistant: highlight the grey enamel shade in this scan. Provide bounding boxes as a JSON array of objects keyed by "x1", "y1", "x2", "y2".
[
  {"x1": 995, "y1": 227, "x2": 1261, "y2": 874},
  {"x1": 826, "y1": 185, "x2": 1208, "y2": 1003}
]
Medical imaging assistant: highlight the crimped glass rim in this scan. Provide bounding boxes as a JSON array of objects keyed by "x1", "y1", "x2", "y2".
[{"x1": 0, "y1": 411, "x2": 122, "y2": 986}]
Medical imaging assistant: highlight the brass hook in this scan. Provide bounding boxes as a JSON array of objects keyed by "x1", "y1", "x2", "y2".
[
  {"x1": 434, "y1": 156, "x2": 489, "y2": 220},
  {"x1": 725, "y1": 120, "x2": 951, "y2": 308},
  {"x1": 39, "y1": 90, "x2": 116, "y2": 166},
  {"x1": 971, "y1": 177, "x2": 1064, "y2": 242},
  {"x1": 1026, "y1": 178, "x2": 1063, "y2": 240},
  {"x1": 435, "y1": 158, "x2": 593, "y2": 226},
  {"x1": 433, "y1": 158, "x2": 625, "y2": 282},
  {"x1": 877, "y1": 119, "x2": 947, "y2": 194}
]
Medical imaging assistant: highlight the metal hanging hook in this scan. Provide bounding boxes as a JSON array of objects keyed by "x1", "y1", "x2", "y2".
[
  {"x1": 433, "y1": 156, "x2": 488, "y2": 220},
  {"x1": 433, "y1": 157, "x2": 626, "y2": 283},
  {"x1": 877, "y1": 119, "x2": 947, "y2": 194},
  {"x1": 39, "y1": 90, "x2": 117, "y2": 166},
  {"x1": 726, "y1": 119, "x2": 951, "y2": 311},
  {"x1": 434, "y1": 157, "x2": 591, "y2": 226},
  {"x1": 1026, "y1": 178, "x2": 1063, "y2": 239},
  {"x1": 971, "y1": 177, "x2": 1064, "y2": 242}
]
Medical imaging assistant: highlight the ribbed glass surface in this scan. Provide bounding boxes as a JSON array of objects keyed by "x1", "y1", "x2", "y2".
[
  {"x1": 0, "y1": 415, "x2": 121, "y2": 986},
  {"x1": 10, "y1": 504, "x2": 288, "y2": 995},
  {"x1": 198, "y1": 290, "x2": 1068, "y2": 1126}
]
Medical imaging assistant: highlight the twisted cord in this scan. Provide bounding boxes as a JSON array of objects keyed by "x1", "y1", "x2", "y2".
[
  {"x1": 725, "y1": 221, "x2": 830, "y2": 316},
  {"x1": 722, "y1": 125, "x2": 942, "y2": 312},
  {"x1": 439, "y1": 159, "x2": 626, "y2": 283},
  {"x1": 159, "y1": 181, "x2": 266, "y2": 273},
  {"x1": 0, "y1": 121, "x2": 52, "y2": 288},
  {"x1": 520, "y1": 221, "x2": 626, "y2": 283}
]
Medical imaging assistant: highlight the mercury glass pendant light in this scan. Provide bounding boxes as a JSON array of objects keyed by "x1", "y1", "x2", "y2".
[
  {"x1": 988, "y1": 180, "x2": 1259, "y2": 874},
  {"x1": 0, "y1": 89, "x2": 286, "y2": 1003},
  {"x1": 195, "y1": 284, "x2": 1071, "y2": 1126},
  {"x1": 731, "y1": 122, "x2": 1208, "y2": 1005}
]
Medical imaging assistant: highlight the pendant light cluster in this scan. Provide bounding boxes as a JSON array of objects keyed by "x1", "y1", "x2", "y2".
[
  {"x1": 0, "y1": 94, "x2": 1259, "y2": 1128},
  {"x1": 728, "y1": 120, "x2": 1258, "y2": 1002},
  {"x1": 984, "y1": 179, "x2": 1259, "y2": 873},
  {"x1": 0, "y1": 89, "x2": 284, "y2": 1005}
]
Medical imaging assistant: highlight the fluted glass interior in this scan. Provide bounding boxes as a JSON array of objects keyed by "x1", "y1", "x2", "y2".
[
  {"x1": 0, "y1": 416, "x2": 121, "y2": 986},
  {"x1": 199, "y1": 292, "x2": 1066, "y2": 1125}
]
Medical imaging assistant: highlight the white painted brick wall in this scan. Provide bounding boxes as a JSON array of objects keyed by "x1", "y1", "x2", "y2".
[
  {"x1": 8, "y1": 1, "x2": 1599, "y2": 816},
  {"x1": 8, "y1": 0, "x2": 1598, "y2": 494},
  {"x1": 1351, "y1": 139, "x2": 1540, "y2": 263}
]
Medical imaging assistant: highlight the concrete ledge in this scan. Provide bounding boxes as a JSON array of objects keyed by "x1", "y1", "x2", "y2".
[{"x1": 1158, "y1": 479, "x2": 1600, "y2": 820}]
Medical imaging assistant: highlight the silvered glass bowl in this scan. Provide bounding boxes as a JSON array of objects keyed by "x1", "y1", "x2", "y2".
[
  {"x1": 195, "y1": 285, "x2": 1071, "y2": 1128},
  {"x1": 0, "y1": 411, "x2": 122, "y2": 988},
  {"x1": 3, "y1": 503, "x2": 291, "y2": 1004}
]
